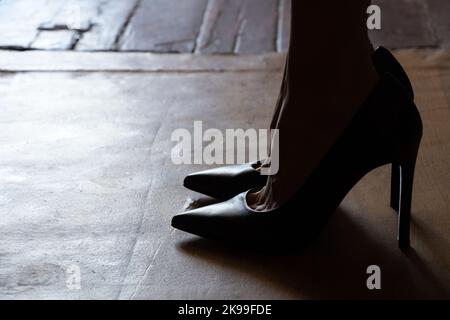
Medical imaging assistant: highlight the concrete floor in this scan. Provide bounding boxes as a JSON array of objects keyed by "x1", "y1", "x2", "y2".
[{"x1": 0, "y1": 50, "x2": 449, "y2": 299}]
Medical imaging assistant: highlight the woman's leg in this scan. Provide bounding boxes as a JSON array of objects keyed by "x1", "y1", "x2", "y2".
[
  {"x1": 251, "y1": 1, "x2": 379, "y2": 210},
  {"x1": 270, "y1": 52, "x2": 289, "y2": 130}
]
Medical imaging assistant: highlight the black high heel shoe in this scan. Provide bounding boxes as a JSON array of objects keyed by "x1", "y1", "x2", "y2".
[
  {"x1": 173, "y1": 73, "x2": 423, "y2": 250},
  {"x1": 183, "y1": 47, "x2": 415, "y2": 201}
]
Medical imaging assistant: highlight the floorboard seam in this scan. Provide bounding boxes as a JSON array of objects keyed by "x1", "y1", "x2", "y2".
[{"x1": 112, "y1": 0, "x2": 142, "y2": 50}]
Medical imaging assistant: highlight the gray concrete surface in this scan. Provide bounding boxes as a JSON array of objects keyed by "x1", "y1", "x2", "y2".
[
  {"x1": 0, "y1": 53, "x2": 280, "y2": 299},
  {"x1": 1, "y1": 51, "x2": 449, "y2": 299}
]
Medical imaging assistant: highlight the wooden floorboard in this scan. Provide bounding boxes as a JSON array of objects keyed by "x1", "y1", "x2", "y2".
[
  {"x1": 119, "y1": 0, "x2": 209, "y2": 53},
  {"x1": 277, "y1": 0, "x2": 291, "y2": 53},
  {"x1": 0, "y1": 0, "x2": 59, "y2": 49},
  {"x1": 76, "y1": 0, "x2": 139, "y2": 51},
  {"x1": 0, "y1": 0, "x2": 448, "y2": 53},
  {"x1": 196, "y1": 0, "x2": 243, "y2": 54},
  {"x1": 426, "y1": 0, "x2": 450, "y2": 48},
  {"x1": 369, "y1": 0, "x2": 438, "y2": 49},
  {"x1": 32, "y1": 30, "x2": 79, "y2": 51},
  {"x1": 234, "y1": 0, "x2": 279, "y2": 54}
]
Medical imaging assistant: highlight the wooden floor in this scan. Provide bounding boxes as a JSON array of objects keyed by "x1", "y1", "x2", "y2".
[{"x1": 0, "y1": 0, "x2": 449, "y2": 53}]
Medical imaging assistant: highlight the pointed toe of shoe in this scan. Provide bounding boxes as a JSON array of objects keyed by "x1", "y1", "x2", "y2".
[
  {"x1": 183, "y1": 172, "x2": 208, "y2": 193},
  {"x1": 171, "y1": 193, "x2": 251, "y2": 240},
  {"x1": 183, "y1": 168, "x2": 235, "y2": 198},
  {"x1": 171, "y1": 209, "x2": 215, "y2": 238},
  {"x1": 171, "y1": 212, "x2": 195, "y2": 231},
  {"x1": 171, "y1": 193, "x2": 317, "y2": 250}
]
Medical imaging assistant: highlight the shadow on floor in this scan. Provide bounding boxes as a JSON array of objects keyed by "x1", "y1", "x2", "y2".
[{"x1": 177, "y1": 206, "x2": 448, "y2": 299}]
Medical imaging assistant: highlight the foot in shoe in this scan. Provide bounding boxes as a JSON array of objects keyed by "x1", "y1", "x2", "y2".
[
  {"x1": 182, "y1": 47, "x2": 415, "y2": 201},
  {"x1": 173, "y1": 74, "x2": 422, "y2": 249}
]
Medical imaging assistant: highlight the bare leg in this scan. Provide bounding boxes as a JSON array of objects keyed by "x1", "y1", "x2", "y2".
[
  {"x1": 251, "y1": 1, "x2": 379, "y2": 210},
  {"x1": 270, "y1": 52, "x2": 289, "y2": 130}
]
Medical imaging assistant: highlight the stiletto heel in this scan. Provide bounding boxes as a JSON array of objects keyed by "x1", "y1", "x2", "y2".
[
  {"x1": 397, "y1": 147, "x2": 420, "y2": 249},
  {"x1": 390, "y1": 163, "x2": 400, "y2": 212}
]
